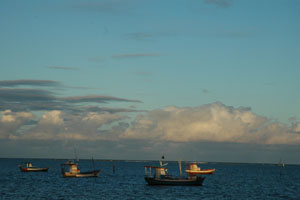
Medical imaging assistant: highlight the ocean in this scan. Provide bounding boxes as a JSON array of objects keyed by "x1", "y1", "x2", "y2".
[{"x1": 0, "y1": 158, "x2": 299, "y2": 199}]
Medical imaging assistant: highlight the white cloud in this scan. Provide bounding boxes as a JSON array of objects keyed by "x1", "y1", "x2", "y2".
[
  {"x1": 0, "y1": 110, "x2": 35, "y2": 139},
  {"x1": 292, "y1": 122, "x2": 300, "y2": 133},
  {"x1": 122, "y1": 103, "x2": 300, "y2": 145},
  {"x1": 40, "y1": 110, "x2": 64, "y2": 125},
  {"x1": 20, "y1": 111, "x2": 127, "y2": 141},
  {"x1": 0, "y1": 110, "x2": 34, "y2": 123}
]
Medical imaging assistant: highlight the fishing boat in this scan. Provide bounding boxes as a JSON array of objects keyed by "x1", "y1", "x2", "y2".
[
  {"x1": 144, "y1": 157, "x2": 205, "y2": 186},
  {"x1": 19, "y1": 162, "x2": 49, "y2": 172},
  {"x1": 61, "y1": 161, "x2": 100, "y2": 178},
  {"x1": 185, "y1": 163, "x2": 215, "y2": 175}
]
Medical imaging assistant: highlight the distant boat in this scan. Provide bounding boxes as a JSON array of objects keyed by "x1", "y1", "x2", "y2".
[
  {"x1": 61, "y1": 161, "x2": 100, "y2": 178},
  {"x1": 144, "y1": 156, "x2": 205, "y2": 186},
  {"x1": 185, "y1": 163, "x2": 215, "y2": 175},
  {"x1": 18, "y1": 162, "x2": 49, "y2": 172}
]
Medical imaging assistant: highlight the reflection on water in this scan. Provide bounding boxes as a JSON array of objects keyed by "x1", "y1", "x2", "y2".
[{"x1": 0, "y1": 158, "x2": 299, "y2": 199}]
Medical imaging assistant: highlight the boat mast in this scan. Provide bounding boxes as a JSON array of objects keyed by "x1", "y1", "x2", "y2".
[
  {"x1": 179, "y1": 160, "x2": 182, "y2": 177},
  {"x1": 74, "y1": 148, "x2": 79, "y2": 162}
]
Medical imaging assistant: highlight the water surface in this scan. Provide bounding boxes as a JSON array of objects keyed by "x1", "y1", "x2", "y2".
[{"x1": 1, "y1": 158, "x2": 299, "y2": 199}]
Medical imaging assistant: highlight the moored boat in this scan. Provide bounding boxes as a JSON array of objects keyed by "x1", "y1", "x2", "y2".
[
  {"x1": 144, "y1": 156, "x2": 205, "y2": 186},
  {"x1": 19, "y1": 162, "x2": 49, "y2": 172},
  {"x1": 185, "y1": 163, "x2": 215, "y2": 175},
  {"x1": 144, "y1": 166, "x2": 205, "y2": 186},
  {"x1": 61, "y1": 161, "x2": 100, "y2": 178}
]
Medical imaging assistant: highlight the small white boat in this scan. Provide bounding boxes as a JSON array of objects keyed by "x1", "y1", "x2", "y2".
[
  {"x1": 61, "y1": 161, "x2": 100, "y2": 178},
  {"x1": 19, "y1": 162, "x2": 49, "y2": 172}
]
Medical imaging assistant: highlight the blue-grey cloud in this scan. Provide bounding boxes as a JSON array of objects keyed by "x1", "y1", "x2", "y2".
[
  {"x1": 47, "y1": 66, "x2": 79, "y2": 71},
  {"x1": 0, "y1": 88, "x2": 56, "y2": 102},
  {"x1": 83, "y1": 106, "x2": 146, "y2": 113},
  {"x1": 124, "y1": 32, "x2": 154, "y2": 41},
  {"x1": 0, "y1": 80, "x2": 142, "y2": 113},
  {"x1": 70, "y1": 0, "x2": 138, "y2": 15},
  {"x1": 61, "y1": 95, "x2": 142, "y2": 104},
  {"x1": 112, "y1": 53, "x2": 160, "y2": 59},
  {"x1": 203, "y1": 0, "x2": 232, "y2": 8},
  {"x1": 0, "y1": 80, "x2": 61, "y2": 87}
]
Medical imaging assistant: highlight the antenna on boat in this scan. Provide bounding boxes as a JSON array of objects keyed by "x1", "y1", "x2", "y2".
[
  {"x1": 160, "y1": 154, "x2": 168, "y2": 167},
  {"x1": 92, "y1": 156, "x2": 97, "y2": 182},
  {"x1": 74, "y1": 148, "x2": 79, "y2": 162},
  {"x1": 279, "y1": 158, "x2": 285, "y2": 177}
]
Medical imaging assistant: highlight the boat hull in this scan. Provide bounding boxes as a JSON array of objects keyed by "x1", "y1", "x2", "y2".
[
  {"x1": 186, "y1": 168, "x2": 215, "y2": 175},
  {"x1": 20, "y1": 167, "x2": 49, "y2": 172},
  {"x1": 62, "y1": 170, "x2": 100, "y2": 178},
  {"x1": 145, "y1": 176, "x2": 205, "y2": 186}
]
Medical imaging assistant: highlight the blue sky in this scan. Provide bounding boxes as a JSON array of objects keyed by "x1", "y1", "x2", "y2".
[{"x1": 0, "y1": 0, "x2": 300, "y2": 163}]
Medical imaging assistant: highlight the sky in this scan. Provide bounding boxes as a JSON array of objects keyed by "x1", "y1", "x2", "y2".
[{"x1": 0, "y1": 0, "x2": 300, "y2": 164}]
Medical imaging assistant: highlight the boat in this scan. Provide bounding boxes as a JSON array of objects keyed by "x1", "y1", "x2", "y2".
[
  {"x1": 18, "y1": 162, "x2": 49, "y2": 172},
  {"x1": 61, "y1": 161, "x2": 100, "y2": 178},
  {"x1": 185, "y1": 163, "x2": 215, "y2": 175},
  {"x1": 144, "y1": 157, "x2": 205, "y2": 186}
]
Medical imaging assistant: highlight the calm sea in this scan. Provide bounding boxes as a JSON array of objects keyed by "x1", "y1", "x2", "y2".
[{"x1": 0, "y1": 158, "x2": 299, "y2": 199}]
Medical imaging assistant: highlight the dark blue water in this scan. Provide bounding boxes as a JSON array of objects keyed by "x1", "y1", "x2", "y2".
[{"x1": 0, "y1": 158, "x2": 299, "y2": 199}]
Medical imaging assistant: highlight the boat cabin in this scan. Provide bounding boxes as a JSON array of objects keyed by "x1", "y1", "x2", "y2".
[
  {"x1": 187, "y1": 163, "x2": 201, "y2": 171},
  {"x1": 145, "y1": 166, "x2": 169, "y2": 178},
  {"x1": 25, "y1": 163, "x2": 33, "y2": 168},
  {"x1": 61, "y1": 161, "x2": 80, "y2": 176}
]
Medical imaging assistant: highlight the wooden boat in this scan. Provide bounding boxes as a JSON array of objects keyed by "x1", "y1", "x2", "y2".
[
  {"x1": 185, "y1": 163, "x2": 215, "y2": 175},
  {"x1": 144, "y1": 157, "x2": 205, "y2": 186},
  {"x1": 19, "y1": 162, "x2": 49, "y2": 172},
  {"x1": 61, "y1": 161, "x2": 100, "y2": 178},
  {"x1": 144, "y1": 166, "x2": 205, "y2": 186}
]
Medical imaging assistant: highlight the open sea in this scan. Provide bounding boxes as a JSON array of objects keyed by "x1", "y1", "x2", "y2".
[{"x1": 0, "y1": 158, "x2": 299, "y2": 199}]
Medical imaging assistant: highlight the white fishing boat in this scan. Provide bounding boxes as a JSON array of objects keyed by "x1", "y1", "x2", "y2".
[
  {"x1": 19, "y1": 162, "x2": 49, "y2": 172},
  {"x1": 61, "y1": 161, "x2": 100, "y2": 178}
]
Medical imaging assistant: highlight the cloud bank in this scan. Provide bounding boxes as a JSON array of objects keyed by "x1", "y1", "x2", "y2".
[
  {"x1": 1, "y1": 102, "x2": 300, "y2": 146},
  {"x1": 122, "y1": 102, "x2": 300, "y2": 145},
  {"x1": 1, "y1": 101, "x2": 300, "y2": 163}
]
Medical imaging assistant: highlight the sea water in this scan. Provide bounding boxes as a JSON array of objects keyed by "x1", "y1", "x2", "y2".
[{"x1": 0, "y1": 158, "x2": 299, "y2": 199}]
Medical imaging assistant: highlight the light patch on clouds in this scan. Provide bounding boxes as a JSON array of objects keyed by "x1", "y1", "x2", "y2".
[
  {"x1": 0, "y1": 110, "x2": 34, "y2": 123},
  {"x1": 40, "y1": 110, "x2": 64, "y2": 125},
  {"x1": 122, "y1": 102, "x2": 300, "y2": 145},
  {"x1": 292, "y1": 122, "x2": 300, "y2": 133},
  {"x1": 19, "y1": 111, "x2": 127, "y2": 141},
  {"x1": 0, "y1": 110, "x2": 35, "y2": 139}
]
